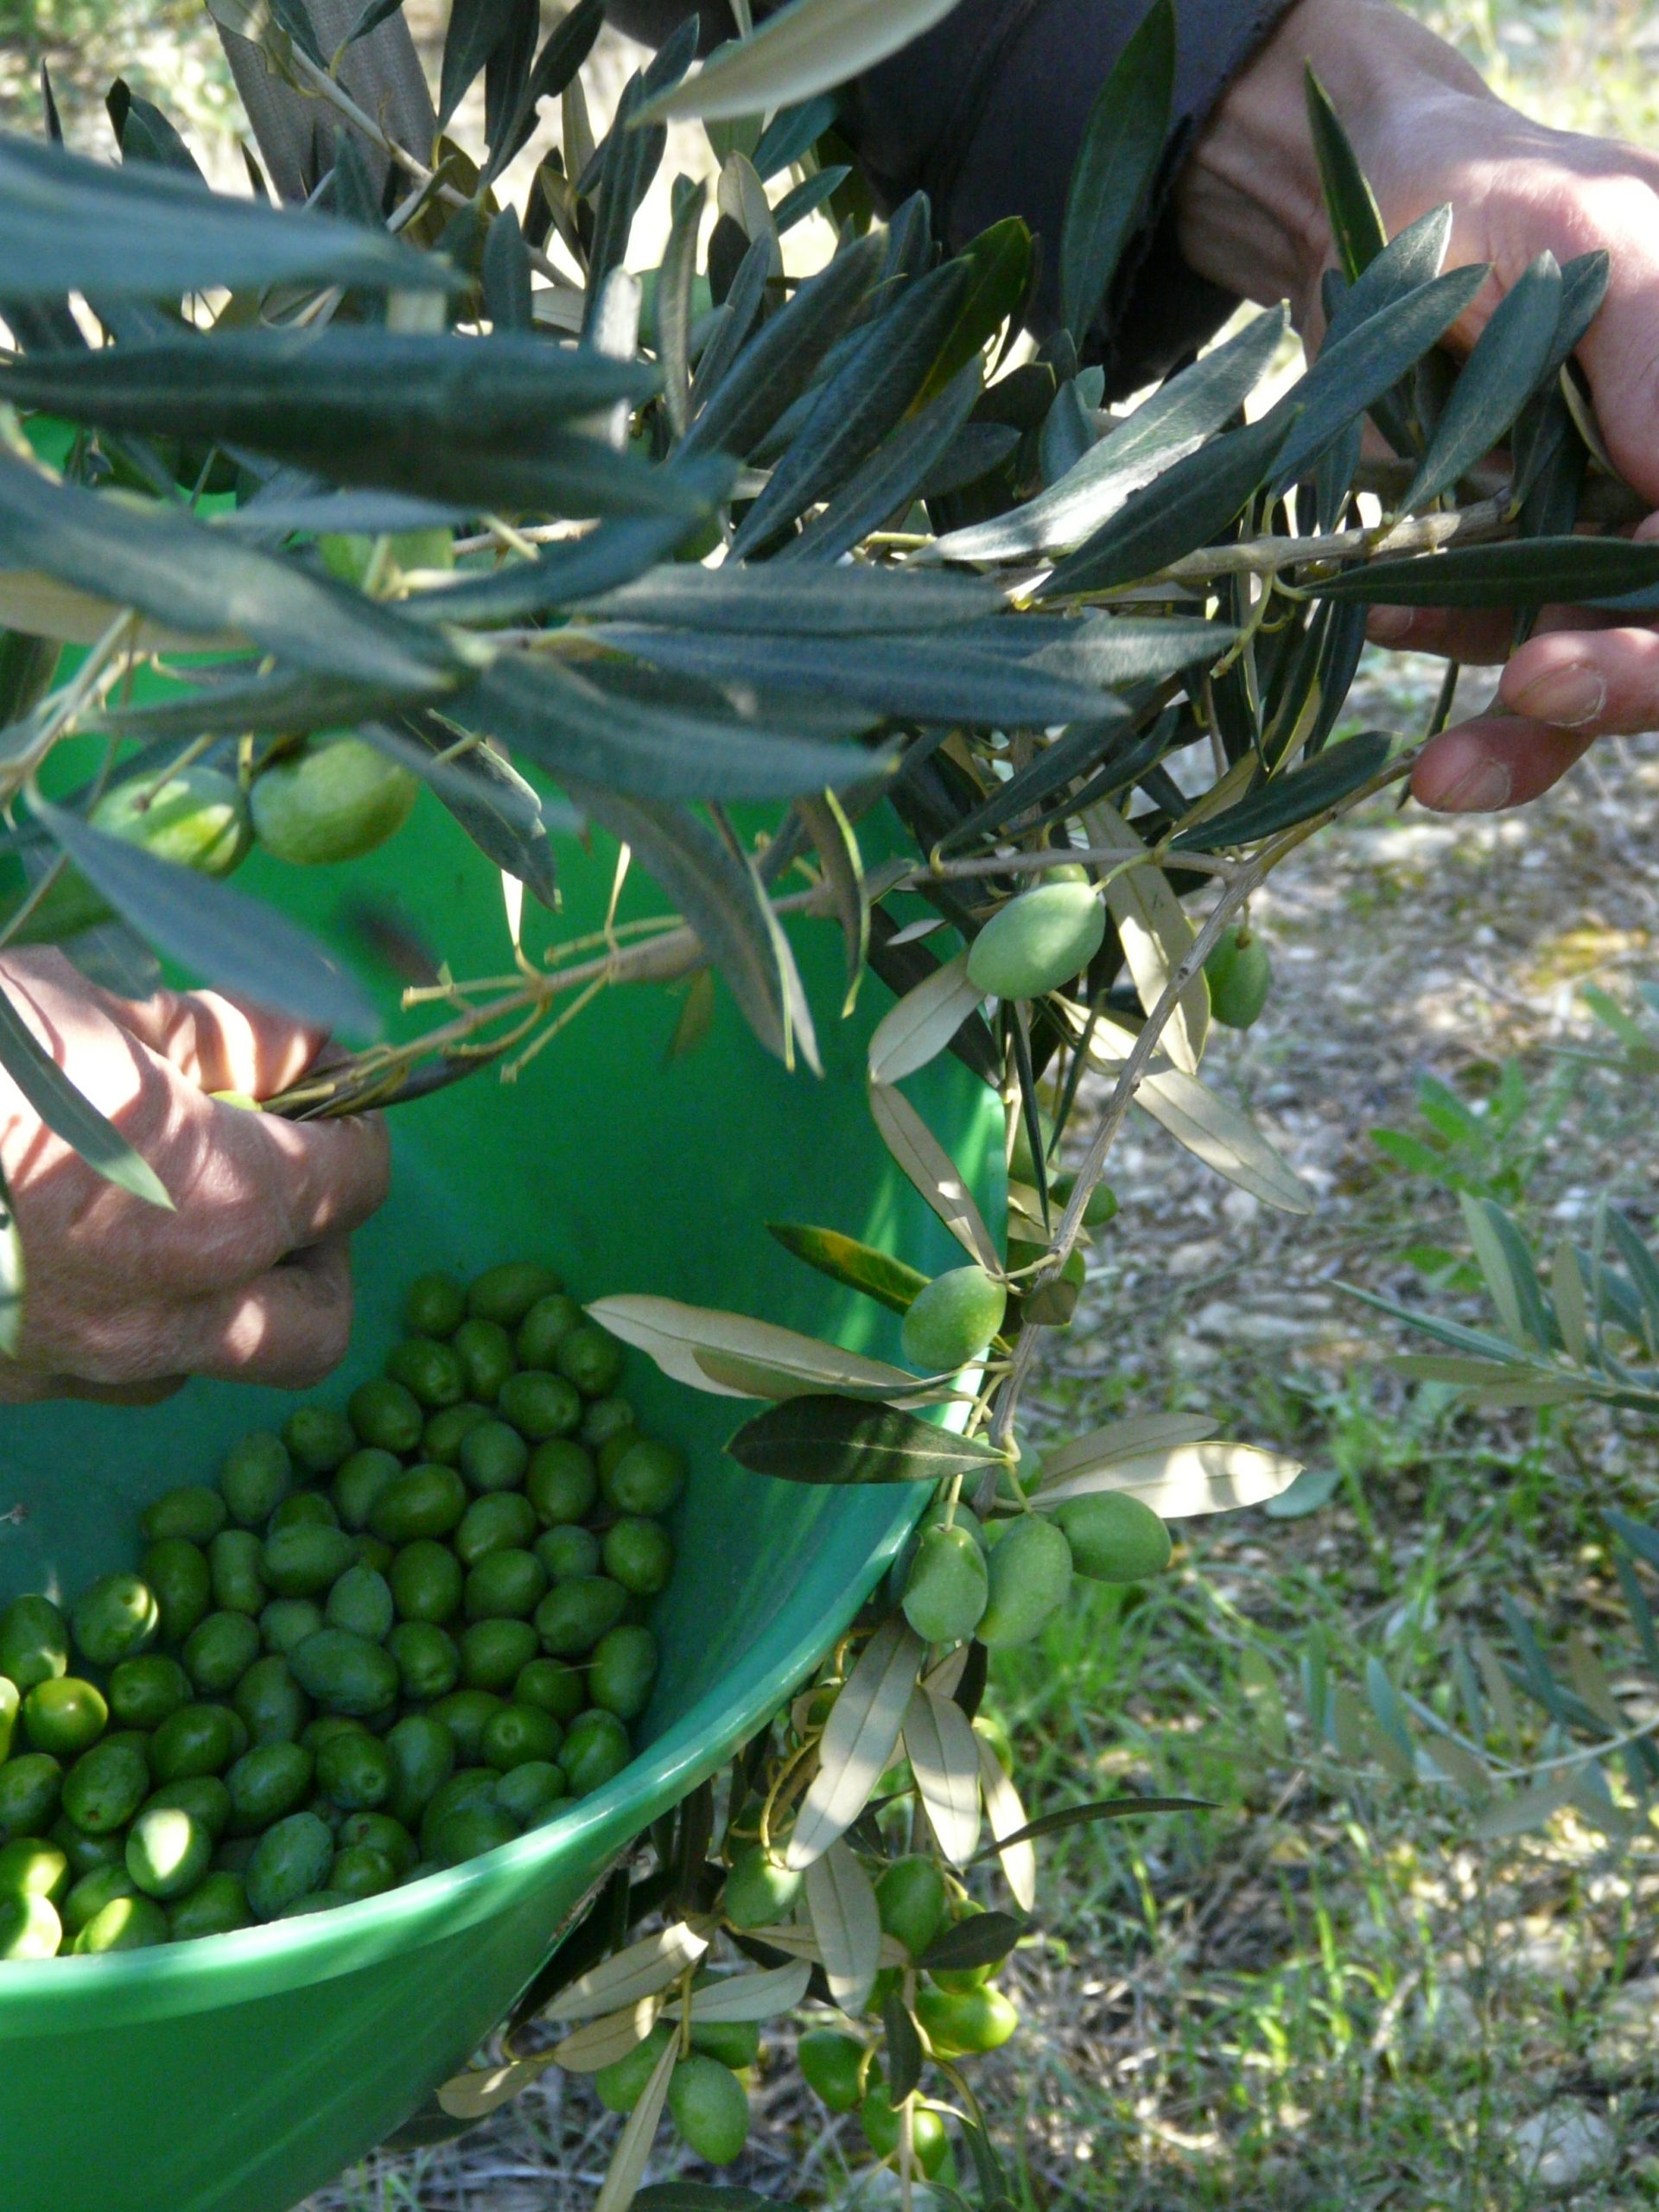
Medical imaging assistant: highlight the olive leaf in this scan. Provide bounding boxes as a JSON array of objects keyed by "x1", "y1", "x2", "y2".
[
  {"x1": 902, "y1": 1686, "x2": 982, "y2": 1864},
  {"x1": 969, "y1": 1794, "x2": 1211, "y2": 1858},
  {"x1": 766, "y1": 1224, "x2": 930, "y2": 1316},
  {"x1": 787, "y1": 1615, "x2": 925, "y2": 1867},
  {"x1": 406, "y1": 495, "x2": 729, "y2": 629},
  {"x1": 689, "y1": 235, "x2": 773, "y2": 409},
  {"x1": 1058, "y1": 0, "x2": 1175, "y2": 341},
  {"x1": 867, "y1": 1081, "x2": 1000, "y2": 1272},
  {"x1": 1041, "y1": 410, "x2": 1294, "y2": 598},
  {"x1": 782, "y1": 359, "x2": 983, "y2": 567},
  {"x1": 976, "y1": 1734, "x2": 1036, "y2": 1910},
  {"x1": 918, "y1": 1908, "x2": 1027, "y2": 1972},
  {"x1": 658, "y1": 175, "x2": 706, "y2": 440},
  {"x1": 773, "y1": 166, "x2": 849, "y2": 234},
  {"x1": 1402, "y1": 251, "x2": 1563, "y2": 512},
  {"x1": 35, "y1": 794, "x2": 379, "y2": 1039},
  {"x1": 1088, "y1": 1026, "x2": 1313, "y2": 1213},
  {"x1": 89, "y1": 667, "x2": 414, "y2": 746},
  {"x1": 867, "y1": 951, "x2": 984, "y2": 1085},
  {"x1": 545, "y1": 1919, "x2": 709, "y2": 2021},
  {"x1": 931, "y1": 307, "x2": 1288, "y2": 564},
  {"x1": 1036, "y1": 1410, "x2": 1218, "y2": 1484},
  {"x1": 439, "y1": 0, "x2": 524, "y2": 130},
  {"x1": 592, "y1": 2031, "x2": 677, "y2": 2212},
  {"x1": 664, "y1": 1960, "x2": 812, "y2": 2022},
  {"x1": 585, "y1": 1294, "x2": 924, "y2": 1402},
  {"x1": 804, "y1": 1837, "x2": 882, "y2": 2012},
  {"x1": 1034, "y1": 1440, "x2": 1303, "y2": 1516},
  {"x1": 726, "y1": 1395, "x2": 1005, "y2": 1481},
  {"x1": 580, "y1": 563, "x2": 999, "y2": 635},
  {"x1": 1310, "y1": 535, "x2": 1659, "y2": 607},
  {"x1": 436, "y1": 2051, "x2": 555, "y2": 2120},
  {"x1": 751, "y1": 92, "x2": 839, "y2": 178},
  {"x1": 915, "y1": 217, "x2": 1033, "y2": 408},
  {"x1": 0, "y1": 978, "x2": 172, "y2": 1209},
  {"x1": 794, "y1": 790, "x2": 867, "y2": 1014},
  {"x1": 1082, "y1": 802, "x2": 1206, "y2": 1073},
  {"x1": 1172, "y1": 728, "x2": 1392, "y2": 849},
  {"x1": 490, "y1": 0, "x2": 604, "y2": 174},
  {"x1": 1304, "y1": 67, "x2": 1386, "y2": 282},
  {"x1": 882, "y1": 1987, "x2": 924, "y2": 2105},
  {"x1": 551, "y1": 1995, "x2": 664, "y2": 2072},
  {"x1": 632, "y1": 0, "x2": 964, "y2": 124},
  {"x1": 1024, "y1": 615, "x2": 1236, "y2": 690},
  {"x1": 0, "y1": 133, "x2": 444, "y2": 300}
]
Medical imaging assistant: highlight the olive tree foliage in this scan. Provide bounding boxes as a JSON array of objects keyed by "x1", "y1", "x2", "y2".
[{"x1": 0, "y1": 0, "x2": 1652, "y2": 2195}]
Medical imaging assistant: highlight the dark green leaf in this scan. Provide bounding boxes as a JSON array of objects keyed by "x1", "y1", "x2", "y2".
[
  {"x1": 1607, "y1": 1510, "x2": 1659, "y2": 1578},
  {"x1": 0, "y1": 450, "x2": 456, "y2": 696},
  {"x1": 917, "y1": 217, "x2": 1033, "y2": 409},
  {"x1": 766, "y1": 1224, "x2": 929, "y2": 1316},
  {"x1": 934, "y1": 714, "x2": 1132, "y2": 853},
  {"x1": 339, "y1": 0, "x2": 409, "y2": 50},
  {"x1": 404, "y1": 487, "x2": 729, "y2": 628},
  {"x1": 658, "y1": 175, "x2": 706, "y2": 439},
  {"x1": 1403, "y1": 252, "x2": 1561, "y2": 511},
  {"x1": 1173, "y1": 729, "x2": 1392, "y2": 847},
  {"x1": 585, "y1": 41, "x2": 693, "y2": 321},
  {"x1": 1310, "y1": 536, "x2": 1659, "y2": 608},
  {"x1": 918, "y1": 1909, "x2": 1027, "y2": 1971},
  {"x1": 0, "y1": 132, "x2": 446, "y2": 300},
  {"x1": 1305, "y1": 67, "x2": 1385, "y2": 282},
  {"x1": 968, "y1": 1796, "x2": 1211, "y2": 1858},
  {"x1": 0, "y1": 975, "x2": 172, "y2": 1207},
  {"x1": 933, "y1": 307, "x2": 1289, "y2": 564},
  {"x1": 556, "y1": 785, "x2": 795, "y2": 1061},
  {"x1": 439, "y1": 0, "x2": 520, "y2": 132},
  {"x1": 731, "y1": 257, "x2": 973, "y2": 556},
  {"x1": 1323, "y1": 204, "x2": 1452, "y2": 349},
  {"x1": 462, "y1": 653, "x2": 876, "y2": 801},
  {"x1": 107, "y1": 80, "x2": 205, "y2": 181},
  {"x1": 35, "y1": 795, "x2": 378, "y2": 1038},
  {"x1": 583, "y1": 623, "x2": 1115, "y2": 727},
  {"x1": 680, "y1": 231, "x2": 884, "y2": 463},
  {"x1": 1269, "y1": 263, "x2": 1489, "y2": 491},
  {"x1": 578, "y1": 563, "x2": 1000, "y2": 634},
  {"x1": 772, "y1": 167, "x2": 848, "y2": 235},
  {"x1": 728, "y1": 1395, "x2": 1007, "y2": 1482},
  {"x1": 495, "y1": 0, "x2": 604, "y2": 171},
  {"x1": 751, "y1": 93, "x2": 838, "y2": 180},
  {"x1": 883, "y1": 1989, "x2": 923, "y2": 2104},
  {"x1": 481, "y1": 208, "x2": 532, "y2": 331},
  {"x1": 1537, "y1": 250, "x2": 1611, "y2": 391},
  {"x1": 1601, "y1": 1206, "x2": 1659, "y2": 1348},
  {"x1": 1058, "y1": 0, "x2": 1174, "y2": 340},
  {"x1": 0, "y1": 331, "x2": 671, "y2": 517},
  {"x1": 1026, "y1": 615, "x2": 1236, "y2": 689},
  {"x1": 1041, "y1": 411, "x2": 1294, "y2": 598},
  {"x1": 480, "y1": 0, "x2": 541, "y2": 176},
  {"x1": 91, "y1": 666, "x2": 412, "y2": 744},
  {"x1": 368, "y1": 713, "x2": 559, "y2": 907},
  {"x1": 783, "y1": 359, "x2": 982, "y2": 566},
  {"x1": 688, "y1": 236, "x2": 773, "y2": 413}
]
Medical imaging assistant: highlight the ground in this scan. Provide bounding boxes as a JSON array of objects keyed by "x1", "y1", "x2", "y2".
[{"x1": 4, "y1": 0, "x2": 1659, "y2": 2203}]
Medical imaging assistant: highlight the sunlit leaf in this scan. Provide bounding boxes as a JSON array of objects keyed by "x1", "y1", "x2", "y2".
[
  {"x1": 1305, "y1": 67, "x2": 1385, "y2": 282},
  {"x1": 593, "y1": 2031, "x2": 677, "y2": 2212},
  {"x1": 1034, "y1": 1439, "x2": 1301, "y2": 1516},
  {"x1": 787, "y1": 1615, "x2": 924, "y2": 1867},
  {"x1": 1083, "y1": 801, "x2": 1205, "y2": 1072},
  {"x1": 766, "y1": 1223, "x2": 929, "y2": 1316},
  {"x1": 868, "y1": 1080, "x2": 1000, "y2": 1270},
  {"x1": 632, "y1": 0, "x2": 967, "y2": 124},
  {"x1": 546, "y1": 1922, "x2": 709, "y2": 2022},
  {"x1": 804, "y1": 1838, "x2": 882, "y2": 2012},
  {"x1": 1036, "y1": 1411, "x2": 1219, "y2": 1484},
  {"x1": 587, "y1": 1294, "x2": 922, "y2": 1402},
  {"x1": 868, "y1": 950, "x2": 984, "y2": 1084},
  {"x1": 903, "y1": 1686, "x2": 982, "y2": 1863},
  {"x1": 670, "y1": 1961, "x2": 812, "y2": 2023}
]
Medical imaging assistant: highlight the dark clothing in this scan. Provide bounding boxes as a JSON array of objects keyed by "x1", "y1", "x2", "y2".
[{"x1": 606, "y1": 0, "x2": 1296, "y2": 395}]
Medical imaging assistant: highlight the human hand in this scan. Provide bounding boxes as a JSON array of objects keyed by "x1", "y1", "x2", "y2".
[
  {"x1": 0, "y1": 949, "x2": 389, "y2": 1404},
  {"x1": 1175, "y1": 0, "x2": 1659, "y2": 812}
]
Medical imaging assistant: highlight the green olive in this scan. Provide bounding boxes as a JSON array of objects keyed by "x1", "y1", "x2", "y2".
[
  {"x1": 249, "y1": 734, "x2": 418, "y2": 867},
  {"x1": 62, "y1": 1860, "x2": 137, "y2": 1940},
  {"x1": 140, "y1": 1486, "x2": 228, "y2": 1548},
  {"x1": 328, "y1": 1842, "x2": 397, "y2": 1901},
  {"x1": 555, "y1": 1325, "x2": 625, "y2": 1401},
  {"x1": 283, "y1": 1408, "x2": 357, "y2": 1478},
  {"x1": 420, "y1": 1402, "x2": 491, "y2": 1466},
  {"x1": 515, "y1": 1294, "x2": 582, "y2": 1370},
  {"x1": 1051, "y1": 1491, "x2": 1172, "y2": 1582},
  {"x1": 454, "y1": 1492, "x2": 538, "y2": 1568},
  {"x1": 601, "y1": 1518, "x2": 674, "y2": 1597},
  {"x1": 458, "y1": 1618, "x2": 540, "y2": 1694},
  {"x1": 348, "y1": 1377, "x2": 424, "y2": 1456},
  {"x1": 167, "y1": 1870, "x2": 251, "y2": 1940},
  {"x1": 145, "y1": 1775, "x2": 232, "y2": 1842},
  {"x1": 1205, "y1": 925, "x2": 1272, "y2": 1028},
  {"x1": 452, "y1": 1317, "x2": 516, "y2": 1406},
  {"x1": 108, "y1": 1655, "x2": 190, "y2": 1732},
  {"x1": 976, "y1": 1513, "x2": 1073, "y2": 1647},
  {"x1": 497, "y1": 1370, "x2": 582, "y2": 1443},
  {"x1": 595, "y1": 2024, "x2": 673, "y2": 2113},
  {"x1": 479, "y1": 1702, "x2": 563, "y2": 1770},
  {"x1": 71, "y1": 1572, "x2": 159, "y2": 1669},
  {"x1": 668, "y1": 2053, "x2": 749, "y2": 2165},
  {"x1": 125, "y1": 1803, "x2": 213, "y2": 1900},
  {"x1": 493, "y1": 1758, "x2": 565, "y2": 1826},
  {"x1": 91, "y1": 765, "x2": 250, "y2": 878},
  {"x1": 798, "y1": 2028, "x2": 865, "y2": 2113},
  {"x1": 533, "y1": 1576, "x2": 627, "y2": 1659},
  {"x1": 526, "y1": 1439, "x2": 598, "y2": 1526},
  {"x1": 404, "y1": 1271, "x2": 466, "y2": 1338},
  {"x1": 22, "y1": 1677, "x2": 108, "y2": 1760},
  {"x1": 74, "y1": 1891, "x2": 166, "y2": 1954},
  {"x1": 902, "y1": 1522, "x2": 989, "y2": 1643},
  {"x1": 289, "y1": 1630, "x2": 399, "y2": 1719},
  {"x1": 338, "y1": 1810, "x2": 417, "y2": 1877},
  {"x1": 915, "y1": 1980, "x2": 1019, "y2": 2054},
  {"x1": 370, "y1": 1464, "x2": 467, "y2": 1546},
  {"x1": 463, "y1": 1550, "x2": 547, "y2": 1623},
  {"x1": 49, "y1": 1815, "x2": 123, "y2": 1882},
  {"x1": 690, "y1": 2017, "x2": 760, "y2": 2069},
  {"x1": 326, "y1": 1566, "x2": 395, "y2": 1644},
  {"x1": 874, "y1": 1855, "x2": 946, "y2": 1958},
  {"x1": 601, "y1": 1440, "x2": 685, "y2": 1518},
  {"x1": 181, "y1": 1611, "x2": 262, "y2": 1697},
  {"x1": 385, "y1": 1338, "x2": 467, "y2": 1412},
  {"x1": 425, "y1": 1800, "x2": 518, "y2": 1866},
  {"x1": 388, "y1": 1540, "x2": 463, "y2": 1624},
  {"x1": 262, "y1": 1523, "x2": 358, "y2": 1600},
  {"x1": 385, "y1": 1713, "x2": 455, "y2": 1828},
  {"x1": 0, "y1": 1836, "x2": 69, "y2": 1907},
  {"x1": 385, "y1": 1620, "x2": 460, "y2": 1703},
  {"x1": 316, "y1": 1729, "x2": 394, "y2": 1813},
  {"x1": 0, "y1": 1594, "x2": 68, "y2": 1692},
  {"x1": 332, "y1": 1448, "x2": 402, "y2": 1534},
  {"x1": 0, "y1": 1889, "x2": 62, "y2": 1957},
  {"x1": 245, "y1": 1809, "x2": 335, "y2": 1921},
  {"x1": 467, "y1": 1262, "x2": 563, "y2": 1328},
  {"x1": 426, "y1": 1691, "x2": 504, "y2": 1767},
  {"x1": 900, "y1": 1265, "x2": 1007, "y2": 1371},
  {"x1": 535, "y1": 1524, "x2": 601, "y2": 1581},
  {"x1": 861, "y1": 2083, "x2": 947, "y2": 2172},
  {"x1": 459, "y1": 1420, "x2": 530, "y2": 1496},
  {"x1": 588, "y1": 1626, "x2": 658, "y2": 1723},
  {"x1": 233, "y1": 1655, "x2": 311, "y2": 1745},
  {"x1": 220, "y1": 1432, "x2": 293, "y2": 1525},
  {"x1": 210, "y1": 1529, "x2": 268, "y2": 1617},
  {"x1": 150, "y1": 1703, "x2": 241, "y2": 1783},
  {"x1": 142, "y1": 1537, "x2": 212, "y2": 1645},
  {"x1": 721, "y1": 1845, "x2": 803, "y2": 1931},
  {"x1": 966, "y1": 880, "x2": 1105, "y2": 1001},
  {"x1": 61, "y1": 1738, "x2": 149, "y2": 1834},
  {"x1": 258, "y1": 1599, "x2": 323, "y2": 1658},
  {"x1": 558, "y1": 1708, "x2": 631, "y2": 1797},
  {"x1": 513, "y1": 1658, "x2": 584, "y2": 1725}
]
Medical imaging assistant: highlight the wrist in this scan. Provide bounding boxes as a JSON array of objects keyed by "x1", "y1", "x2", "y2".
[{"x1": 1174, "y1": 0, "x2": 1496, "y2": 323}]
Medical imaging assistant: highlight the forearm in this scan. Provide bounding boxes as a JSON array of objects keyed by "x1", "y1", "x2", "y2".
[{"x1": 1174, "y1": 0, "x2": 1497, "y2": 322}]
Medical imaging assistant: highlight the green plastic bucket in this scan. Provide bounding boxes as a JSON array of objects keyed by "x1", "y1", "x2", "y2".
[{"x1": 0, "y1": 793, "x2": 994, "y2": 2212}]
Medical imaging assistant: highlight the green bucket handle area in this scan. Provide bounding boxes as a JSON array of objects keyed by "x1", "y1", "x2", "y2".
[{"x1": 0, "y1": 792, "x2": 998, "y2": 2212}]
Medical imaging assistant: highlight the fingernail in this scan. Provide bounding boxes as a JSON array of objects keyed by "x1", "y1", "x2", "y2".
[
  {"x1": 1368, "y1": 607, "x2": 1414, "y2": 644},
  {"x1": 1510, "y1": 664, "x2": 1606, "y2": 728},
  {"x1": 1437, "y1": 760, "x2": 1512, "y2": 812}
]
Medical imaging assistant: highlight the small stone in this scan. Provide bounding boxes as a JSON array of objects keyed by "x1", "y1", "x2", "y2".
[
  {"x1": 1510, "y1": 2102, "x2": 1615, "y2": 2190},
  {"x1": 1588, "y1": 1978, "x2": 1659, "y2": 2083}
]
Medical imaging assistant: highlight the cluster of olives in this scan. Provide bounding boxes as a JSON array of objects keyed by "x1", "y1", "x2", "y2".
[{"x1": 0, "y1": 1259, "x2": 685, "y2": 1960}]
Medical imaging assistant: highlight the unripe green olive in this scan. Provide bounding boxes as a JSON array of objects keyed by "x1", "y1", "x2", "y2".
[
  {"x1": 798, "y1": 2028, "x2": 865, "y2": 2112},
  {"x1": 1205, "y1": 925, "x2": 1272, "y2": 1028},
  {"x1": 967, "y1": 881, "x2": 1105, "y2": 1001},
  {"x1": 250, "y1": 734, "x2": 419, "y2": 867},
  {"x1": 900, "y1": 1266, "x2": 1007, "y2": 1371},
  {"x1": 901, "y1": 1523, "x2": 989, "y2": 1643},
  {"x1": 916, "y1": 1980, "x2": 1020, "y2": 2054},
  {"x1": 90, "y1": 766, "x2": 251, "y2": 879},
  {"x1": 860, "y1": 2082, "x2": 948, "y2": 2171},
  {"x1": 668, "y1": 2052, "x2": 749, "y2": 2165},
  {"x1": 976, "y1": 1515, "x2": 1073, "y2": 1648},
  {"x1": 874, "y1": 1854, "x2": 946, "y2": 1958},
  {"x1": 1051, "y1": 1491, "x2": 1172, "y2": 1582},
  {"x1": 722, "y1": 1843, "x2": 803, "y2": 1929}
]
